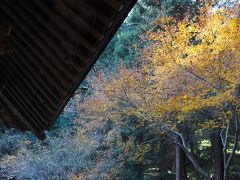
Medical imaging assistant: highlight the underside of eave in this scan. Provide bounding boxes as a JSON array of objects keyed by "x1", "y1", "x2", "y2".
[{"x1": 0, "y1": 0, "x2": 137, "y2": 139}]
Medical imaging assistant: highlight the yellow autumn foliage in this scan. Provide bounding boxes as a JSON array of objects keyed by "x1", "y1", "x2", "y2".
[
  {"x1": 82, "y1": 5, "x2": 240, "y2": 130},
  {"x1": 147, "y1": 5, "x2": 240, "y2": 120}
]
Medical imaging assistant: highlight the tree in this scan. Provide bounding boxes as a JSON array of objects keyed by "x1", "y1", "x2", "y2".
[
  {"x1": 80, "y1": 2, "x2": 240, "y2": 179},
  {"x1": 146, "y1": 2, "x2": 240, "y2": 179}
]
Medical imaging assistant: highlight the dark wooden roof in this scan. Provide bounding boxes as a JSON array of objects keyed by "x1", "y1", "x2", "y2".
[{"x1": 0, "y1": 0, "x2": 137, "y2": 139}]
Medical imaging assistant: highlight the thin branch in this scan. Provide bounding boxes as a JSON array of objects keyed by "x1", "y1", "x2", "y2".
[
  {"x1": 142, "y1": 138, "x2": 161, "y2": 145},
  {"x1": 21, "y1": 147, "x2": 48, "y2": 179},
  {"x1": 176, "y1": 62, "x2": 221, "y2": 91},
  {"x1": 123, "y1": 87, "x2": 138, "y2": 109},
  {"x1": 161, "y1": 124, "x2": 210, "y2": 179},
  {"x1": 136, "y1": 2, "x2": 147, "y2": 12},
  {"x1": 222, "y1": 124, "x2": 229, "y2": 167}
]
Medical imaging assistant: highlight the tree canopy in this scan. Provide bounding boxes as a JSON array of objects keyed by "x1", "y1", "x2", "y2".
[{"x1": 1, "y1": 0, "x2": 240, "y2": 179}]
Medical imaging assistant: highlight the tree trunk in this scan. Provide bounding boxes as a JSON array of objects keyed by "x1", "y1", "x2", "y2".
[
  {"x1": 211, "y1": 130, "x2": 224, "y2": 180},
  {"x1": 176, "y1": 142, "x2": 186, "y2": 180},
  {"x1": 136, "y1": 129, "x2": 144, "y2": 179},
  {"x1": 189, "y1": 142, "x2": 201, "y2": 180},
  {"x1": 224, "y1": 104, "x2": 240, "y2": 180}
]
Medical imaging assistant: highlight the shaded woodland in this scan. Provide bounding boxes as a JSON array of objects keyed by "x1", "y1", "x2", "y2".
[{"x1": 1, "y1": 0, "x2": 240, "y2": 179}]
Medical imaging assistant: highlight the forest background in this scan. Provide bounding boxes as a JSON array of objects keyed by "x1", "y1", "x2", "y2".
[{"x1": 0, "y1": 0, "x2": 240, "y2": 179}]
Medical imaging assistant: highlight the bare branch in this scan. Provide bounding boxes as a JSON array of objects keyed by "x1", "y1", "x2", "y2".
[
  {"x1": 161, "y1": 124, "x2": 210, "y2": 179},
  {"x1": 142, "y1": 138, "x2": 161, "y2": 145},
  {"x1": 221, "y1": 125, "x2": 229, "y2": 167}
]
